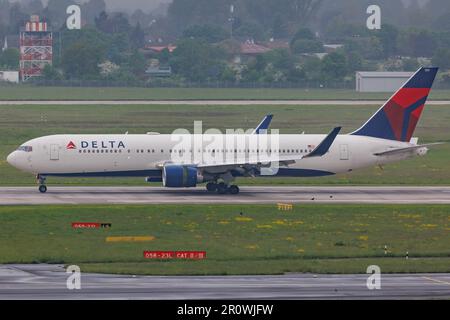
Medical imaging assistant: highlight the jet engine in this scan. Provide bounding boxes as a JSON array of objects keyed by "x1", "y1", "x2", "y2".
[{"x1": 162, "y1": 165, "x2": 202, "y2": 188}]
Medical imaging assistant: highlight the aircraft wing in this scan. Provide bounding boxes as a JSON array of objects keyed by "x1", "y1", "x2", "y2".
[
  {"x1": 374, "y1": 143, "x2": 444, "y2": 156},
  {"x1": 196, "y1": 127, "x2": 341, "y2": 170}
]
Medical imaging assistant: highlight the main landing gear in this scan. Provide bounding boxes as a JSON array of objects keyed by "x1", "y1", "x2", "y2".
[
  {"x1": 206, "y1": 182, "x2": 240, "y2": 195},
  {"x1": 37, "y1": 175, "x2": 47, "y2": 193}
]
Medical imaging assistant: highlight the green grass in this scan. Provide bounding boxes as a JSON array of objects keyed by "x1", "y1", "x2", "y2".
[
  {"x1": 0, "y1": 204, "x2": 448, "y2": 275},
  {"x1": 1, "y1": 86, "x2": 450, "y2": 101},
  {"x1": 1, "y1": 103, "x2": 449, "y2": 186}
]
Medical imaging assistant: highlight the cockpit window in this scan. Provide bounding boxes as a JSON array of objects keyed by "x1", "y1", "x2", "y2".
[{"x1": 17, "y1": 146, "x2": 33, "y2": 152}]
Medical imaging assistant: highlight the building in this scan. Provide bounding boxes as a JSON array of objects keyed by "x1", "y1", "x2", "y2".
[
  {"x1": 356, "y1": 71, "x2": 414, "y2": 92},
  {"x1": 19, "y1": 15, "x2": 53, "y2": 82},
  {"x1": 240, "y1": 40, "x2": 271, "y2": 55},
  {"x1": 0, "y1": 71, "x2": 19, "y2": 83},
  {"x1": 145, "y1": 66, "x2": 172, "y2": 77},
  {"x1": 145, "y1": 45, "x2": 177, "y2": 54}
]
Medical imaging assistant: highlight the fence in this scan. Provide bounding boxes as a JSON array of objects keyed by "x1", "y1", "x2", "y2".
[
  {"x1": 2, "y1": 78, "x2": 450, "y2": 90},
  {"x1": 0, "y1": 78, "x2": 356, "y2": 89}
]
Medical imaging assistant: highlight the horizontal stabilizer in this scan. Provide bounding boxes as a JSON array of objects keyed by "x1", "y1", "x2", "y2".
[{"x1": 374, "y1": 142, "x2": 444, "y2": 156}]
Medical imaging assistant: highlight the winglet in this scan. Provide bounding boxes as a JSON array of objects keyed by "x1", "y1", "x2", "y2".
[
  {"x1": 304, "y1": 127, "x2": 341, "y2": 158},
  {"x1": 253, "y1": 114, "x2": 273, "y2": 134}
]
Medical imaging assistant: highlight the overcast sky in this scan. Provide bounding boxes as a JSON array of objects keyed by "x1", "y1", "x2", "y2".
[
  {"x1": 80, "y1": 0, "x2": 171, "y2": 12},
  {"x1": 18, "y1": 0, "x2": 171, "y2": 13},
  {"x1": 15, "y1": 0, "x2": 431, "y2": 13}
]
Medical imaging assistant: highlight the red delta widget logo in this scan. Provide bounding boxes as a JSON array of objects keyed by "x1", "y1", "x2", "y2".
[
  {"x1": 67, "y1": 140, "x2": 126, "y2": 149},
  {"x1": 66, "y1": 141, "x2": 76, "y2": 149}
]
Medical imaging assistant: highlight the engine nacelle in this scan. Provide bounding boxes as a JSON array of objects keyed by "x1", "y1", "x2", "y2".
[{"x1": 162, "y1": 165, "x2": 200, "y2": 188}]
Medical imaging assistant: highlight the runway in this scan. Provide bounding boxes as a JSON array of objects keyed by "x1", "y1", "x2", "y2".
[
  {"x1": 1, "y1": 100, "x2": 450, "y2": 105},
  {"x1": 0, "y1": 264, "x2": 449, "y2": 300},
  {"x1": 1, "y1": 186, "x2": 450, "y2": 205}
]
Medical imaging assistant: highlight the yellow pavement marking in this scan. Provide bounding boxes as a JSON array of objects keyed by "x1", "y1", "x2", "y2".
[
  {"x1": 422, "y1": 276, "x2": 450, "y2": 286},
  {"x1": 106, "y1": 236, "x2": 155, "y2": 242}
]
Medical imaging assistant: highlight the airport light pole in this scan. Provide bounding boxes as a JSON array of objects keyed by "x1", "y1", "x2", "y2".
[{"x1": 228, "y1": 4, "x2": 235, "y2": 40}]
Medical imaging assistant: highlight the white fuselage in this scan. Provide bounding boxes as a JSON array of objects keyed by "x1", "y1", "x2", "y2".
[{"x1": 7, "y1": 134, "x2": 422, "y2": 180}]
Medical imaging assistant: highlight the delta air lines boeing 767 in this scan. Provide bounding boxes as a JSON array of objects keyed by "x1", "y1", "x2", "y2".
[{"x1": 7, "y1": 67, "x2": 442, "y2": 194}]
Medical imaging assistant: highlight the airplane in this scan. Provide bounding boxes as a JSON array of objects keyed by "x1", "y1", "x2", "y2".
[{"x1": 7, "y1": 67, "x2": 442, "y2": 195}]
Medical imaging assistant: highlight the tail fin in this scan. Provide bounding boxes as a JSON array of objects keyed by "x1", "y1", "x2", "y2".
[{"x1": 351, "y1": 67, "x2": 438, "y2": 142}]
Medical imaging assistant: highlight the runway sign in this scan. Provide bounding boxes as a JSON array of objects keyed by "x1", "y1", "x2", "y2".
[
  {"x1": 106, "y1": 236, "x2": 155, "y2": 242},
  {"x1": 144, "y1": 251, "x2": 206, "y2": 260}
]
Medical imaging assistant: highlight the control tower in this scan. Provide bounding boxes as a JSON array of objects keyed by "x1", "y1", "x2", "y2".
[{"x1": 19, "y1": 15, "x2": 53, "y2": 81}]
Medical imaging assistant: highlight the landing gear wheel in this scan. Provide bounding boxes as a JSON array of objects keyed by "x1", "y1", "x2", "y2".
[
  {"x1": 217, "y1": 182, "x2": 228, "y2": 194},
  {"x1": 39, "y1": 185, "x2": 47, "y2": 193},
  {"x1": 228, "y1": 185, "x2": 240, "y2": 195},
  {"x1": 206, "y1": 182, "x2": 217, "y2": 192}
]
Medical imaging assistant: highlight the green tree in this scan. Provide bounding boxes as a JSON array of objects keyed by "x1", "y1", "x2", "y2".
[
  {"x1": 42, "y1": 64, "x2": 62, "y2": 80},
  {"x1": 291, "y1": 39, "x2": 323, "y2": 54},
  {"x1": 62, "y1": 39, "x2": 106, "y2": 79},
  {"x1": 81, "y1": 0, "x2": 106, "y2": 25},
  {"x1": 0, "y1": 48, "x2": 19, "y2": 69},
  {"x1": 291, "y1": 27, "x2": 315, "y2": 44},
  {"x1": 402, "y1": 58, "x2": 420, "y2": 72},
  {"x1": 375, "y1": 24, "x2": 399, "y2": 58},
  {"x1": 127, "y1": 50, "x2": 147, "y2": 75},
  {"x1": 234, "y1": 21, "x2": 265, "y2": 41},
  {"x1": 432, "y1": 48, "x2": 450, "y2": 70},
  {"x1": 130, "y1": 22, "x2": 145, "y2": 49},
  {"x1": 182, "y1": 24, "x2": 228, "y2": 43},
  {"x1": 321, "y1": 51, "x2": 347, "y2": 80},
  {"x1": 399, "y1": 29, "x2": 436, "y2": 58},
  {"x1": 302, "y1": 55, "x2": 322, "y2": 80},
  {"x1": 170, "y1": 39, "x2": 226, "y2": 81}
]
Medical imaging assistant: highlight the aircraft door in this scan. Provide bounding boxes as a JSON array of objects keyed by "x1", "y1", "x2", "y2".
[
  {"x1": 50, "y1": 144, "x2": 59, "y2": 160},
  {"x1": 340, "y1": 144, "x2": 349, "y2": 160}
]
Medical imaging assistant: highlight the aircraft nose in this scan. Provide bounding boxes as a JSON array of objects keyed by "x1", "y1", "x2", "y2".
[{"x1": 7, "y1": 151, "x2": 16, "y2": 166}]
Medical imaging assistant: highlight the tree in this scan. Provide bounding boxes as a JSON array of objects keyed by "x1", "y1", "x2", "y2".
[
  {"x1": 0, "y1": 48, "x2": 19, "y2": 69},
  {"x1": 402, "y1": 58, "x2": 420, "y2": 72},
  {"x1": 291, "y1": 27, "x2": 315, "y2": 44},
  {"x1": 234, "y1": 21, "x2": 265, "y2": 41},
  {"x1": 375, "y1": 24, "x2": 399, "y2": 58},
  {"x1": 95, "y1": 11, "x2": 131, "y2": 34},
  {"x1": 127, "y1": 50, "x2": 147, "y2": 75},
  {"x1": 95, "y1": 11, "x2": 110, "y2": 33},
  {"x1": 345, "y1": 51, "x2": 363, "y2": 73},
  {"x1": 130, "y1": 22, "x2": 145, "y2": 49},
  {"x1": 43, "y1": 64, "x2": 62, "y2": 80},
  {"x1": 82, "y1": 0, "x2": 106, "y2": 25},
  {"x1": 399, "y1": 29, "x2": 437, "y2": 58},
  {"x1": 432, "y1": 48, "x2": 450, "y2": 70},
  {"x1": 291, "y1": 39, "x2": 323, "y2": 54},
  {"x1": 158, "y1": 48, "x2": 171, "y2": 65},
  {"x1": 62, "y1": 39, "x2": 106, "y2": 79},
  {"x1": 287, "y1": 0, "x2": 324, "y2": 25},
  {"x1": 170, "y1": 39, "x2": 226, "y2": 81},
  {"x1": 182, "y1": 24, "x2": 228, "y2": 43},
  {"x1": 432, "y1": 11, "x2": 450, "y2": 32},
  {"x1": 8, "y1": 3, "x2": 28, "y2": 33},
  {"x1": 272, "y1": 14, "x2": 287, "y2": 39},
  {"x1": 321, "y1": 51, "x2": 347, "y2": 80}
]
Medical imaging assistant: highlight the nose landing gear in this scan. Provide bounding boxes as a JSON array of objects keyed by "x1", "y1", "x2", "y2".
[{"x1": 37, "y1": 175, "x2": 47, "y2": 193}]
